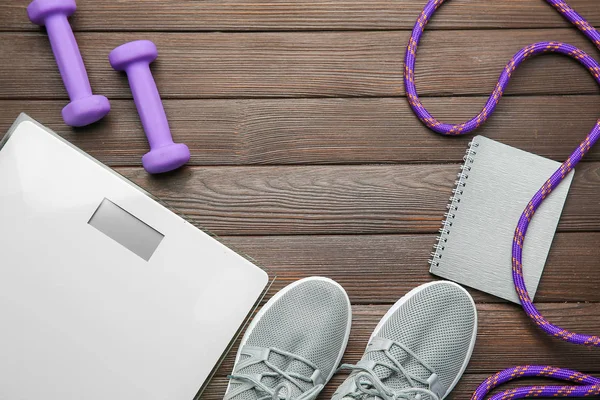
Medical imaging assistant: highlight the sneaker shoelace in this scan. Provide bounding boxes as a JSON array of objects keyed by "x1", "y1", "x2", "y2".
[
  {"x1": 405, "y1": 0, "x2": 600, "y2": 399},
  {"x1": 227, "y1": 347, "x2": 324, "y2": 400},
  {"x1": 227, "y1": 376, "x2": 295, "y2": 400},
  {"x1": 337, "y1": 338, "x2": 441, "y2": 400}
]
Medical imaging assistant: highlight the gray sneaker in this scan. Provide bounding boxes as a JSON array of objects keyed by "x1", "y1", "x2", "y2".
[
  {"x1": 224, "y1": 277, "x2": 352, "y2": 400},
  {"x1": 333, "y1": 281, "x2": 477, "y2": 400}
]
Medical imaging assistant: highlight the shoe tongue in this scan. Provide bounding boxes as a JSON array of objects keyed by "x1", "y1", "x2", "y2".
[{"x1": 230, "y1": 351, "x2": 314, "y2": 400}]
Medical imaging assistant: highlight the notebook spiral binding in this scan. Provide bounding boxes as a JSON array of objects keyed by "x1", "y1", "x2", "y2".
[{"x1": 429, "y1": 140, "x2": 480, "y2": 268}]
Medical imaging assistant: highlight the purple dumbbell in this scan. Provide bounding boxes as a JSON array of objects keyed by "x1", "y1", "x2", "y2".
[
  {"x1": 27, "y1": 0, "x2": 110, "y2": 127},
  {"x1": 109, "y1": 40, "x2": 190, "y2": 174}
]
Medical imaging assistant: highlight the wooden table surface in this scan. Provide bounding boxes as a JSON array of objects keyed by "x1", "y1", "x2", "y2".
[{"x1": 1, "y1": 1, "x2": 600, "y2": 398}]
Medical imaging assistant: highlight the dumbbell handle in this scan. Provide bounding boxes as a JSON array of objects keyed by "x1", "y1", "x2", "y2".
[
  {"x1": 45, "y1": 13, "x2": 92, "y2": 101},
  {"x1": 125, "y1": 63, "x2": 173, "y2": 149}
]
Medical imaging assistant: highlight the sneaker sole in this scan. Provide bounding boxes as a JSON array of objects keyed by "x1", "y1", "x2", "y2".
[
  {"x1": 369, "y1": 281, "x2": 478, "y2": 400},
  {"x1": 226, "y1": 276, "x2": 353, "y2": 394}
]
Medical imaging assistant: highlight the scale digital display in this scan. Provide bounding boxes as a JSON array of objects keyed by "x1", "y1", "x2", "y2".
[{"x1": 88, "y1": 198, "x2": 164, "y2": 261}]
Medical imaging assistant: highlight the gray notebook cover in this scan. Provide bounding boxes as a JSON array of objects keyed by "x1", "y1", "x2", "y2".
[{"x1": 430, "y1": 136, "x2": 574, "y2": 303}]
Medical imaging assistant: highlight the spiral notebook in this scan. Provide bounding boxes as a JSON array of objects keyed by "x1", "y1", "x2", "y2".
[{"x1": 429, "y1": 136, "x2": 574, "y2": 303}]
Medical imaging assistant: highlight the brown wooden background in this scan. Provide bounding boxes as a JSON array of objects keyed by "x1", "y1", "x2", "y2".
[{"x1": 1, "y1": 0, "x2": 600, "y2": 398}]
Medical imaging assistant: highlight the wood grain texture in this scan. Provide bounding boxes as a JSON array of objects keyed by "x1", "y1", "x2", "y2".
[
  {"x1": 113, "y1": 163, "x2": 600, "y2": 236},
  {"x1": 2, "y1": 0, "x2": 600, "y2": 31},
  {"x1": 2, "y1": 30, "x2": 599, "y2": 100},
  {"x1": 199, "y1": 302, "x2": 600, "y2": 399},
  {"x1": 2, "y1": 96, "x2": 599, "y2": 166},
  {"x1": 220, "y1": 232, "x2": 600, "y2": 304}
]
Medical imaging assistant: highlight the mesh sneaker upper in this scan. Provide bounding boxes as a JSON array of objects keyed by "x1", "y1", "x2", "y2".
[
  {"x1": 333, "y1": 281, "x2": 477, "y2": 400},
  {"x1": 225, "y1": 278, "x2": 352, "y2": 400}
]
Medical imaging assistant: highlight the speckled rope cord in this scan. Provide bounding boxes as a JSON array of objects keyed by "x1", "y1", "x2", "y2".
[{"x1": 405, "y1": 1, "x2": 600, "y2": 399}]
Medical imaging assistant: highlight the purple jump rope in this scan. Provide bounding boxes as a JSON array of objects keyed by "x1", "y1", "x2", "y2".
[{"x1": 406, "y1": 0, "x2": 600, "y2": 399}]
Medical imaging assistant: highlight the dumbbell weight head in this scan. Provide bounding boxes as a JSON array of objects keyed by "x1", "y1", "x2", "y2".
[
  {"x1": 141, "y1": 143, "x2": 192, "y2": 175},
  {"x1": 61, "y1": 95, "x2": 111, "y2": 127},
  {"x1": 109, "y1": 40, "x2": 159, "y2": 72},
  {"x1": 27, "y1": 0, "x2": 76, "y2": 26}
]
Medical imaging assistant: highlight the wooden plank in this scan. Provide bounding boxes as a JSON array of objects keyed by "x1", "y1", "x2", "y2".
[
  {"x1": 2, "y1": 0, "x2": 599, "y2": 31},
  {"x1": 1, "y1": 30, "x2": 599, "y2": 100},
  {"x1": 111, "y1": 163, "x2": 600, "y2": 236},
  {"x1": 5, "y1": 96, "x2": 600, "y2": 165},
  {"x1": 2, "y1": 96, "x2": 599, "y2": 166},
  {"x1": 220, "y1": 232, "x2": 600, "y2": 304},
  {"x1": 199, "y1": 302, "x2": 600, "y2": 399}
]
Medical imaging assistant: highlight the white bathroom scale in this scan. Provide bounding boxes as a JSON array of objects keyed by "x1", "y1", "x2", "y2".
[{"x1": 0, "y1": 114, "x2": 271, "y2": 400}]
